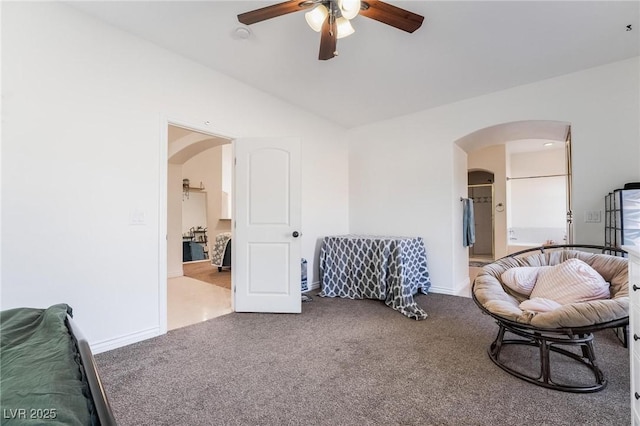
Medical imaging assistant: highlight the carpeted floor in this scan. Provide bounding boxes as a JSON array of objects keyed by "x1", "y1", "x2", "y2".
[
  {"x1": 95, "y1": 293, "x2": 629, "y2": 426},
  {"x1": 183, "y1": 261, "x2": 231, "y2": 289}
]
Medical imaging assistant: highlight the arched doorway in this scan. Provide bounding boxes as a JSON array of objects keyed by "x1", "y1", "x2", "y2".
[{"x1": 456, "y1": 120, "x2": 573, "y2": 260}]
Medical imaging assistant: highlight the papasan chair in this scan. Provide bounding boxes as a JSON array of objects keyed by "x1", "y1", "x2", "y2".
[{"x1": 472, "y1": 245, "x2": 628, "y2": 393}]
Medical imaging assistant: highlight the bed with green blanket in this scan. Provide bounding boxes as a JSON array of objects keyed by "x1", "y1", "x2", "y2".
[{"x1": 0, "y1": 304, "x2": 116, "y2": 425}]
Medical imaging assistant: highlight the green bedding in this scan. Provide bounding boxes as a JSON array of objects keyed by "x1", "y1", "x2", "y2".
[{"x1": 0, "y1": 304, "x2": 94, "y2": 425}]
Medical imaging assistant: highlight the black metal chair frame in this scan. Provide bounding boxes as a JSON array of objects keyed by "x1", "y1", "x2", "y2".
[{"x1": 472, "y1": 244, "x2": 628, "y2": 393}]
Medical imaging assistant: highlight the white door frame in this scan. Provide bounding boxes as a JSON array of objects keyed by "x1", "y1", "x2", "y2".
[
  {"x1": 158, "y1": 116, "x2": 236, "y2": 335},
  {"x1": 565, "y1": 128, "x2": 574, "y2": 244}
]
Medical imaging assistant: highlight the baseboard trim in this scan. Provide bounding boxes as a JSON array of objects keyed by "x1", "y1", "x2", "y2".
[
  {"x1": 428, "y1": 285, "x2": 459, "y2": 296},
  {"x1": 303, "y1": 280, "x2": 320, "y2": 293},
  {"x1": 456, "y1": 278, "x2": 472, "y2": 298},
  {"x1": 90, "y1": 326, "x2": 160, "y2": 354},
  {"x1": 168, "y1": 269, "x2": 183, "y2": 278},
  {"x1": 429, "y1": 281, "x2": 471, "y2": 298}
]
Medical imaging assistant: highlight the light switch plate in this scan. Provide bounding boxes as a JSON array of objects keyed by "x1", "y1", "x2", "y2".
[
  {"x1": 584, "y1": 210, "x2": 601, "y2": 223},
  {"x1": 130, "y1": 208, "x2": 146, "y2": 225}
]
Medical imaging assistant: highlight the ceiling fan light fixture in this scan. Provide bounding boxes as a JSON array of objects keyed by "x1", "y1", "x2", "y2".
[
  {"x1": 305, "y1": 5, "x2": 328, "y2": 32},
  {"x1": 237, "y1": 1, "x2": 424, "y2": 61},
  {"x1": 336, "y1": 17, "x2": 355, "y2": 39},
  {"x1": 339, "y1": 0, "x2": 361, "y2": 20}
]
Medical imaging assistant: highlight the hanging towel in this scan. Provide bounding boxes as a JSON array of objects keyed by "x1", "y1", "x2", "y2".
[{"x1": 463, "y1": 198, "x2": 476, "y2": 247}]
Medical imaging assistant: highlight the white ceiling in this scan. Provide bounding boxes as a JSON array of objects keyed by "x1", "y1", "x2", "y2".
[{"x1": 68, "y1": 1, "x2": 640, "y2": 128}]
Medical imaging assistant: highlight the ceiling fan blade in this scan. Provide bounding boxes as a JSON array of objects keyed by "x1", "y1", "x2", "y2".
[
  {"x1": 360, "y1": 0, "x2": 424, "y2": 33},
  {"x1": 238, "y1": 1, "x2": 304, "y2": 25},
  {"x1": 318, "y1": 15, "x2": 337, "y2": 60}
]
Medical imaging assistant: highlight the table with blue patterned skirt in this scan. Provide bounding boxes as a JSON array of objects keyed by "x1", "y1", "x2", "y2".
[{"x1": 318, "y1": 235, "x2": 432, "y2": 320}]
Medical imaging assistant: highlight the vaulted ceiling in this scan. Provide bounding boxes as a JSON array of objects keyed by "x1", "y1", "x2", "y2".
[{"x1": 69, "y1": 1, "x2": 640, "y2": 128}]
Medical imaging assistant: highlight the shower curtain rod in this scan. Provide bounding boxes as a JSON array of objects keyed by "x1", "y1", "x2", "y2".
[{"x1": 507, "y1": 173, "x2": 568, "y2": 181}]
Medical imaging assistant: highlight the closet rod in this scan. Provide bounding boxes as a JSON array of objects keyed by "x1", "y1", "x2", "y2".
[{"x1": 507, "y1": 173, "x2": 567, "y2": 181}]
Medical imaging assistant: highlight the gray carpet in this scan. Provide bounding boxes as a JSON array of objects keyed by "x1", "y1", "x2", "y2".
[{"x1": 95, "y1": 294, "x2": 630, "y2": 425}]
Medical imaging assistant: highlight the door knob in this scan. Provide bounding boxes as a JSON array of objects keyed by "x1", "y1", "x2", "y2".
[{"x1": 292, "y1": 231, "x2": 300, "y2": 238}]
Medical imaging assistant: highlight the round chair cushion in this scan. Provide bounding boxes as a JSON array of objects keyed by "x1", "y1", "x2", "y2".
[
  {"x1": 529, "y1": 258, "x2": 611, "y2": 304},
  {"x1": 473, "y1": 250, "x2": 628, "y2": 329}
]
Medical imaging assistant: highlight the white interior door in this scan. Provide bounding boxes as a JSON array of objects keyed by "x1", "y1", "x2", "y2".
[{"x1": 233, "y1": 137, "x2": 301, "y2": 313}]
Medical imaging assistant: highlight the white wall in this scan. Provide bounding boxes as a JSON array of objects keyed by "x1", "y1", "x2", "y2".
[
  {"x1": 510, "y1": 148, "x2": 565, "y2": 178},
  {"x1": 1, "y1": 2, "x2": 349, "y2": 351},
  {"x1": 452, "y1": 145, "x2": 469, "y2": 295},
  {"x1": 348, "y1": 124, "x2": 460, "y2": 295},
  {"x1": 509, "y1": 148, "x2": 567, "y2": 243},
  {"x1": 221, "y1": 144, "x2": 232, "y2": 220},
  {"x1": 182, "y1": 146, "x2": 231, "y2": 235},
  {"x1": 181, "y1": 192, "x2": 207, "y2": 234},
  {"x1": 349, "y1": 56, "x2": 639, "y2": 294}
]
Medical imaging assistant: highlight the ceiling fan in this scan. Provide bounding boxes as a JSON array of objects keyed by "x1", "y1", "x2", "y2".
[{"x1": 237, "y1": 0, "x2": 424, "y2": 60}]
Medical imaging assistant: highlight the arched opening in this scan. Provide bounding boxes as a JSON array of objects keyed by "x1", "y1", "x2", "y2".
[{"x1": 456, "y1": 120, "x2": 572, "y2": 263}]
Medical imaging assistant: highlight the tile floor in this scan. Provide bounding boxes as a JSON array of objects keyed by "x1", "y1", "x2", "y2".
[{"x1": 167, "y1": 276, "x2": 232, "y2": 331}]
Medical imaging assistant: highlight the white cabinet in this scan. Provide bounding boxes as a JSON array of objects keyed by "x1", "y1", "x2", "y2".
[{"x1": 626, "y1": 245, "x2": 640, "y2": 425}]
